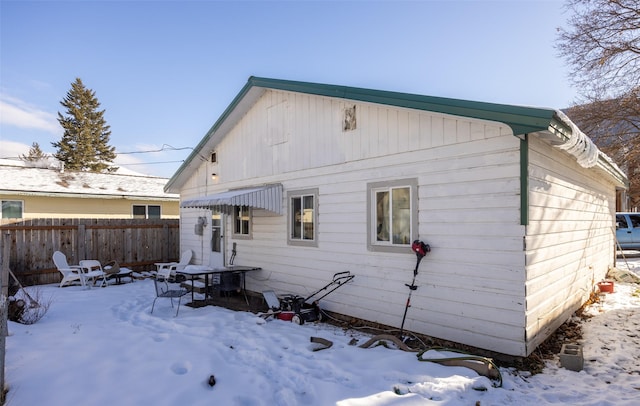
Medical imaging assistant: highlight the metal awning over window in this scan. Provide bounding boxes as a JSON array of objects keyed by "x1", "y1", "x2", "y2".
[{"x1": 180, "y1": 184, "x2": 282, "y2": 214}]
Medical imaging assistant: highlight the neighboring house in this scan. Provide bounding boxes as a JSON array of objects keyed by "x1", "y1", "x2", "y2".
[
  {"x1": 165, "y1": 77, "x2": 628, "y2": 357},
  {"x1": 1, "y1": 160, "x2": 179, "y2": 220}
]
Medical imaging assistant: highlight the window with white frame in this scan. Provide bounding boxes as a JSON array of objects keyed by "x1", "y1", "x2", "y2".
[
  {"x1": 1, "y1": 200, "x2": 23, "y2": 219},
  {"x1": 233, "y1": 205, "x2": 252, "y2": 238},
  {"x1": 288, "y1": 188, "x2": 318, "y2": 246},
  {"x1": 367, "y1": 179, "x2": 417, "y2": 253},
  {"x1": 132, "y1": 204, "x2": 161, "y2": 219}
]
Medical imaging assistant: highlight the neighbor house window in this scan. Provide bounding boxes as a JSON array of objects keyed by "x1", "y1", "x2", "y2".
[
  {"x1": 1, "y1": 200, "x2": 23, "y2": 219},
  {"x1": 367, "y1": 179, "x2": 418, "y2": 253},
  {"x1": 233, "y1": 205, "x2": 252, "y2": 238},
  {"x1": 288, "y1": 188, "x2": 318, "y2": 247},
  {"x1": 133, "y1": 205, "x2": 161, "y2": 219}
]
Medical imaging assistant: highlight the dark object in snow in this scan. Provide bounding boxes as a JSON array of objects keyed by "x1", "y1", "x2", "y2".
[
  {"x1": 359, "y1": 334, "x2": 416, "y2": 352},
  {"x1": 417, "y1": 349, "x2": 503, "y2": 388},
  {"x1": 208, "y1": 375, "x2": 216, "y2": 387},
  {"x1": 310, "y1": 336, "x2": 333, "y2": 351}
]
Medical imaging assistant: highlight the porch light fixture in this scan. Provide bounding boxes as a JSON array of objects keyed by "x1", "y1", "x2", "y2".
[{"x1": 211, "y1": 173, "x2": 217, "y2": 180}]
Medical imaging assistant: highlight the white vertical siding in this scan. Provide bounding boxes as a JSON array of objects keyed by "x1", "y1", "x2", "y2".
[{"x1": 525, "y1": 136, "x2": 616, "y2": 354}]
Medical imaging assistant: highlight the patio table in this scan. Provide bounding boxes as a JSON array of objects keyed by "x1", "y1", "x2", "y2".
[{"x1": 176, "y1": 265, "x2": 261, "y2": 306}]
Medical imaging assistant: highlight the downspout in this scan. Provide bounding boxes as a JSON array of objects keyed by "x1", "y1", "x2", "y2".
[
  {"x1": 520, "y1": 134, "x2": 529, "y2": 226},
  {"x1": 520, "y1": 134, "x2": 530, "y2": 356}
]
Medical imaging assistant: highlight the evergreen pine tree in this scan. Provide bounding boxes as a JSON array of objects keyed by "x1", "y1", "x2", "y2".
[
  {"x1": 52, "y1": 78, "x2": 117, "y2": 172},
  {"x1": 20, "y1": 142, "x2": 48, "y2": 162}
]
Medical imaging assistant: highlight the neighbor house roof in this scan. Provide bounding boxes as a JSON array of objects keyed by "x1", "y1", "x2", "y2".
[
  {"x1": 165, "y1": 77, "x2": 627, "y2": 192},
  {"x1": 0, "y1": 162, "x2": 178, "y2": 201}
]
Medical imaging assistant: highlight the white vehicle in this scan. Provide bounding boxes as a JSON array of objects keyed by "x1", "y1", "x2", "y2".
[{"x1": 616, "y1": 212, "x2": 640, "y2": 249}]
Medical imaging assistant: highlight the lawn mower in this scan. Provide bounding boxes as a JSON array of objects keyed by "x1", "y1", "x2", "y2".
[{"x1": 261, "y1": 271, "x2": 355, "y2": 324}]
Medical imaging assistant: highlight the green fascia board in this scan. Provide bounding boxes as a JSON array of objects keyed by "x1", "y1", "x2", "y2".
[
  {"x1": 248, "y1": 76, "x2": 558, "y2": 135},
  {"x1": 166, "y1": 76, "x2": 558, "y2": 192}
]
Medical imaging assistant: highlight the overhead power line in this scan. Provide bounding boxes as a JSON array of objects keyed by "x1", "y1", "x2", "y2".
[
  {"x1": 116, "y1": 160, "x2": 185, "y2": 166},
  {"x1": 116, "y1": 144, "x2": 193, "y2": 155}
]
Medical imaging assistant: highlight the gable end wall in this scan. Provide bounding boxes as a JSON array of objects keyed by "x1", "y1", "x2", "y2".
[{"x1": 525, "y1": 136, "x2": 616, "y2": 354}]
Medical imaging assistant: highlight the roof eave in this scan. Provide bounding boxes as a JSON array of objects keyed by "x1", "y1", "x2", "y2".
[
  {"x1": 166, "y1": 77, "x2": 625, "y2": 191},
  {"x1": 545, "y1": 112, "x2": 628, "y2": 189},
  {"x1": 248, "y1": 77, "x2": 557, "y2": 136},
  {"x1": 165, "y1": 80, "x2": 267, "y2": 193}
]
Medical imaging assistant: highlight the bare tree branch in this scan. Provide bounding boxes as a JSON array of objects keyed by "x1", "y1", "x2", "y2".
[
  {"x1": 559, "y1": 1, "x2": 640, "y2": 208},
  {"x1": 557, "y1": 0, "x2": 640, "y2": 98}
]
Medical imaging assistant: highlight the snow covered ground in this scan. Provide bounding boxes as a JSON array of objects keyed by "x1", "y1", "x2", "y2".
[{"x1": 5, "y1": 258, "x2": 640, "y2": 405}]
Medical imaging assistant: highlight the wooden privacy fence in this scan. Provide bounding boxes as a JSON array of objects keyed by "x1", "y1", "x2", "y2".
[{"x1": 0, "y1": 218, "x2": 180, "y2": 286}]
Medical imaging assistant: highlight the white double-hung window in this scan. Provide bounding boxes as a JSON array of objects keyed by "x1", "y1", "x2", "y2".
[
  {"x1": 233, "y1": 205, "x2": 252, "y2": 238},
  {"x1": 367, "y1": 179, "x2": 417, "y2": 253},
  {"x1": 288, "y1": 188, "x2": 318, "y2": 247}
]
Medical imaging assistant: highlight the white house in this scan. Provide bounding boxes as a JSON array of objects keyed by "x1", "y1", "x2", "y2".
[{"x1": 165, "y1": 77, "x2": 627, "y2": 357}]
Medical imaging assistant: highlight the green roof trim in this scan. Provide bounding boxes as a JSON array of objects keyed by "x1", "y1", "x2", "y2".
[
  {"x1": 247, "y1": 76, "x2": 557, "y2": 135},
  {"x1": 520, "y1": 135, "x2": 529, "y2": 226},
  {"x1": 164, "y1": 76, "x2": 574, "y2": 192}
]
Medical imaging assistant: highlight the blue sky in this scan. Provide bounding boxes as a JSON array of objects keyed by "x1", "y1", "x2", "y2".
[{"x1": 1, "y1": 0, "x2": 574, "y2": 178}]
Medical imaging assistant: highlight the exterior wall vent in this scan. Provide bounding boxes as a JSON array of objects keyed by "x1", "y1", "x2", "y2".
[{"x1": 343, "y1": 105, "x2": 356, "y2": 131}]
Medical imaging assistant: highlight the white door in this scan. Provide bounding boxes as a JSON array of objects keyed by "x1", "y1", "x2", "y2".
[{"x1": 209, "y1": 211, "x2": 225, "y2": 268}]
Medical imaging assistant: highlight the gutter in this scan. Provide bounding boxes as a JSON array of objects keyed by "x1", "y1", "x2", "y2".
[
  {"x1": 548, "y1": 111, "x2": 628, "y2": 189},
  {"x1": 519, "y1": 111, "x2": 628, "y2": 226}
]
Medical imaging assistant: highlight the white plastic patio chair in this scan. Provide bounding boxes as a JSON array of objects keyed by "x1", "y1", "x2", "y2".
[
  {"x1": 53, "y1": 251, "x2": 83, "y2": 288},
  {"x1": 78, "y1": 260, "x2": 108, "y2": 288},
  {"x1": 156, "y1": 250, "x2": 193, "y2": 281},
  {"x1": 151, "y1": 267, "x2": 189, "y2": 317}
]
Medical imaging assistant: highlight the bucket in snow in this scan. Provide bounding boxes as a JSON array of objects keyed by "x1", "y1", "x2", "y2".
[{"x1": 597, "y1": 281, "x2": 614, "y2": 293}]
